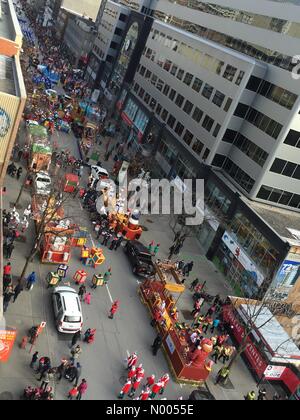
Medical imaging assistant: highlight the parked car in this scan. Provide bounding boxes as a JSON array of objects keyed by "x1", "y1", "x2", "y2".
[
  {"x1": 188, "y1": 388, "x2": 216, "y2": 400},
  {"x1": 33, "y1": 171, "x2": 51, "y2": 196},
  {"x1": 52, "y1": 286, "x2": 83, "y2": 334},
  {"x1": 90, "y1": 165, "x2": 109, "y2": 180},
  {"x1": 124, "y1": 240, "x2": 156, "y2": 278}
]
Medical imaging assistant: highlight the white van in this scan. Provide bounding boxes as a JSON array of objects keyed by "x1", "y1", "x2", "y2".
[
  {"x1": 34, "y1": 171, "x2": 52, "y2": 196},
  {"x1": 52, "y1": 286, "x2": 83, "y2": 334}
]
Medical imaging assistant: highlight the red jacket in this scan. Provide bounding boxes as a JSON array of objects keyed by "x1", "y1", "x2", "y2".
[
  {"x1": 4, "y1": 265, "x2": 11, "y2": 276},
  {"x1": 78, "y1": 382, "x2": 88, "y2": 395}
]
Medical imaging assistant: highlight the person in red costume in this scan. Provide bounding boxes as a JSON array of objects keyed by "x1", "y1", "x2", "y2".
[{"x1": 188, "y1": 339, "x2": 213, "y2": 368}]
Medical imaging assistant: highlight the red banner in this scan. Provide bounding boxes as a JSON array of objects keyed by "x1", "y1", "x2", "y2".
[
  {"x1": 223, "y1": 306, "x2": 267, "y2": 377},
  {"x1": 121, "y1": 112, "x2": 133, "y2": 127},
  {"x1": 0, "y1": 329, "x2": 17, "y2": 363}
]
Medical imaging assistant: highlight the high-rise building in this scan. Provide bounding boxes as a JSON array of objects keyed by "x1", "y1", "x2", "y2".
[{"x1": 115, "y1": 0, "x2": 300, "y2": 213}]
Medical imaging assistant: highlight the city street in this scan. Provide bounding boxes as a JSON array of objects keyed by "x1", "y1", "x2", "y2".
[{"x1": 0, "y1": 120, "x2": 256, "y2": 400}]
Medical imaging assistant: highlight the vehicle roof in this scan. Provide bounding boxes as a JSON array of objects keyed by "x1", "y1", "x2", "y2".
[
  {"x1": 130, "y1": 240, "x2": 151, "y2": 254},
  {"x1": 54, "y1": 287, "x2": 82, "y2": 315}
]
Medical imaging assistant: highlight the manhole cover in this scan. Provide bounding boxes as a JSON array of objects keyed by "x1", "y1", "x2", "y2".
[
  {"x1": 0, "y1": 392, "x2": 14, "y2": 400},
  {"x1": 119, "y1": 375, "x2": 127, "y2": 384}
]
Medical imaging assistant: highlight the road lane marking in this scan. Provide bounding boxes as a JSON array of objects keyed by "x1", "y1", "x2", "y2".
[{"x1": 106, "y1": 284, "x2": 114, "y2": 303}]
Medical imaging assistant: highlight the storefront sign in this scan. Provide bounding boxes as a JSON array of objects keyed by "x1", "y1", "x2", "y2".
[
  {"x1": 165, "y1": 334, "x2": 176, "y2": 354},
  {"x1": 223, "y1": 306, "x2": 267, "y2": 377},
  {"x1": 274, "y1": 260, "x2": 300, "y2": 288},
  {"x1": 222, "y1": 232, "x2": 265, "y2": 286},
  {"x1": 264, "y1": 365, "x2": 286, "y2": 380},
  {"x1": 0, "y1": 329, "x2": 17, "y2": 363}
]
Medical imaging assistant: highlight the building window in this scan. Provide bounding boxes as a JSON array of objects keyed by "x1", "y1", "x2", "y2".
[
  {"x1": 212, "y1": 154, "x2": 225, "y2": 167},
  {"x1": 235, "y1": 70, "x2": 245, "y2": 86},
  {"x1": 177, "y1": 68, "x2": 184, "y2": 80},
  {"x1": 270, "y1": 158, "x2": 286, "y2": 174},
  {"x1": 169, "y1": 89, "x2": 176, "y2": 100},
  {"x1": 140, "y1": 66, "x2": 146, "y2": 76},
  {"x1": 133, "y1": 83, "x2": 139, "y2": 93},
  {"x1": 183, "y1": 72, "x2": 193, "y2": 86},
  {"x1": 223, "y1": 158, "x2": 255, "y2": 193},
  {"x1": 202, "y1": 83, "x2": 214, "y2": 100},
  {"x1": 151, "y1": 74, "x2": 157, "y2": 85},
  {"x1": 156, "y1": 79, "x2": 164, "y2": 91},
  {"x1": 246, "y1": 76, "x2": 262, "y2": 92},
  {"x1": 145, "y1": 70, "x2": 151, "y2": 79},
  {"x1": 192, "y1": 77, "x2": 203, "y2": 93},
  {"x1": 161, "y1": 109, "x2": 168, "y2": 121},
  {"x1": 175, "y1": 94, "x2": 184, "y2": 108},
  {"x1": 156, "y1": 103, "x2": 162, "y2": 115},
  {"x1": 203, "y1": 148, "x2": 210, "y2": 161},
  {"x1": 163, "y1": 84, "x2": 170, "y2": 96},
  {"x1": 183, "y1": 130, "x2": 193, "y2": 146},
  {"x1": 234, "y1": 103, "x2": 249, "y2": 118},
  {"x1": 192, "y1": 107, "x2": 203, "y2": 123},
  {"x1": 167, "y1": 115, "x2": 176, "y2": 129},
  {"x1": 224, "y1": 98, "x2": 232, "y2": 112},
  {"x1": 284, "y1": 129, "x2": 300, "y2": 148},
  {"x1": 223, "y1": 65, "x2": 237, "y2": 82},
  {"x1": 170, "y1": 65, "x2": 178, "y2": 76},
  {"x1": 211, "y1": 91, "x2": 225, "y2": 108},
  {"x1": 163, "y1": 59, "x2": 172, "y2": 71},
  {"x1": 138, "y1": 87, "x2": 145, "y2": 99},
  {"x1": 183, "y1": 100, "x2": 193, "y2": 115},
  {"x1": 175, "y1": 122, "x2": 184, "y2": 136},
  {"x1": 144, "y1": 93, "x2": 150, "y2": 104},
  {"x1": 202, "y1": 115, "x2": 214, "y2": 132},
  {"x1": 149, "y1": 98, "x2": 157, "y2": 110},
  {"x1": 212, "y1": 123, "x2": 221, "y2": 138},
  {"x1": 192, "y1": 139, "x2": 204, "y2": 156}
]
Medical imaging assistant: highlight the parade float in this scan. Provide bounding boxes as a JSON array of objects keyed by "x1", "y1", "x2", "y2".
[
  {"x1": 80, "y1": 246, "x2": 106, "y2": 268},
  {"x1": 139, "y1": 261, "x2": 213, "y2": 384},
  {"x1": 62, "y1": 173, "x2": 79, "y2": 194},
  {"x1": 27, "y1": 124, "x2": 52, "y2": 172},
  {"x1": 109, "y1": 210, "x2": 143, "y2": 241}
]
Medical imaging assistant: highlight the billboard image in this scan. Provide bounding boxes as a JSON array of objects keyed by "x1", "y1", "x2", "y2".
[{"x1": 0, "y1": 329, "x2": 17, "y2": 363}]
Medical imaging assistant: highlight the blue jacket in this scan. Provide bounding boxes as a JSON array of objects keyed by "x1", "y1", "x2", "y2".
[{"x1": 27, "y1": 273, "x2": 36, "y2": 284}]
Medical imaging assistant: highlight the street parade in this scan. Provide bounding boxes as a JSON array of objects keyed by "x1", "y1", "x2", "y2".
[{"x1": 1, "y1": 0, "x2": 300, "y2": 403}]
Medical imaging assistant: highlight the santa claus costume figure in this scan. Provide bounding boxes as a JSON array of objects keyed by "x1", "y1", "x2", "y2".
[
  {"x1": 139, "y1": 387, "x2": 151, "y2": 401},
  {"x1": 127, "y1": 352, "x2": 138, "y2": 370},
  {"x1": 128, "y1": 377, "x2": 142, "y2": 398},
  {"x1": 127, "y1": 366, "x2": 136, "y2": 381},
  {"x1": 159, "y1": 373, "x2": 170, "y2": 395},
  {"x1": 150, "y1": 381, "x2": 163, "y2": 399},
  {"x1": 144, "y1": 374, "x2": 155, "y2": 389},
  {"x1": 118, "y1": 380, "x2": 131, "y2": 399}
]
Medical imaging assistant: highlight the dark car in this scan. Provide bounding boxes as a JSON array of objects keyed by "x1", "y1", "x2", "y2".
[
  {"x1": 124, "y1": 240, "x2": 156, "y2": 278},
  {"x1": 188, "y1": 388, "x2": 216, "y2": 401}
]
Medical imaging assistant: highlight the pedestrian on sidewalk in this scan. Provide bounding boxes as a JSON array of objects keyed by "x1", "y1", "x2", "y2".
[
  {"x1": 70, "y1": 330, "x2": 81, "y2": 349},
  {"x1": 26, "y1": 272, "x2": 37, "y2": 290},
  {"x1": 84, "y1": 292, "x2": 91, "y2": 305},
  {"x1": 215, "y1": 366, "x2": 230, "y2": 385},
  {"x1": 4, "y1": 243, "x2": 15, "y2": 259},
  {"x1": 108, "y1": 300, "x2": 119, "y2": 319},
  {"x1": 3, "y1": 274, "x2": 12, "y2": 293},
  {"x1": 76, "y1": 379, "x2": 88, "y2": 400},
  {"x1": 16, "y1": 167, "x2": 23, "y2": 180},
  {"x1": 189, "y1": 278, "x2": 199, "y2": 291},
  {"x1": 13, "y1": 283, "x2": 23, "y2": 303},
  {"x1": 3, "y1": 286, "x2": 14, "y2": 312},
  {"x1": 30, "y1": 351, "x2": 39, "y2": 369},
  {"x1": 152, "y1": 334, "x2": 162, "y2": 356},
  {"x1": 56, "y1": 358, "x2": 69, "y2": 381},
  {"x1": 211, "y1": 318, "x2": 220, "y2": 334},
  {"x1": 70, "y1": 345, "x2": 82, "y2": 363},
  {"x1": 205, "y1": 304, "x2": 217, "y2": 318},
  {"x1": 118, "y1": 380, "x2": 131, "y2": 399},
  {"x1": 71, "y1": 362, "x2": 82, "y2": 386},
  {"x1": 78, "y1": 284, "x2": 86, "y2": 301},
  {"x1": 68, "y1": 386, "x2": 78, "y2": 400}
]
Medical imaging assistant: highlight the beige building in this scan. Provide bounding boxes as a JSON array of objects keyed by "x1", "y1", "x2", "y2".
[
  {"x1": 62, "y1": 0, "x2": 102, "y2": 21},
  {"x1": 0, "y1": 0, "x2": 27, "y2": 318}
]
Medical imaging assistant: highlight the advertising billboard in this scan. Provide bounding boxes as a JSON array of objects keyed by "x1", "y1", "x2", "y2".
[{"x1": 0, "y1": 329, "x2": 17, "y2": 363}]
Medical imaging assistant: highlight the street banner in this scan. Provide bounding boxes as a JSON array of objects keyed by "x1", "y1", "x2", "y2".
[{"x1": 0, "y1": 328, "x2": 17, "y2": 363}]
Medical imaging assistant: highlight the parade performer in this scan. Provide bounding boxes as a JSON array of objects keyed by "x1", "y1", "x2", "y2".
[
  {"x1": 127, "y1": 352, "x2": 138, "y2": 370},
  {"x1": 138, "y1": 387, "x2": 151, "y2": 401},
  {"x1": 108, "y1": 300, "x2": 119, "y2": 319},
  {"x1": 118, "y1": 380, "x2": 131, "y2": 399}
]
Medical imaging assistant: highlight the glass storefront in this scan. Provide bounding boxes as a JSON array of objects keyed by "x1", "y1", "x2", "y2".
[{"x1": 229, "y1": 212, "x2": 280, "y2": 279}]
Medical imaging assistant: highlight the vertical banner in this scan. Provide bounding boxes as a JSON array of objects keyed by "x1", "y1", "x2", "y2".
[{"x1": 0, "y1": 328, "x2": 17, "y2": 363}]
